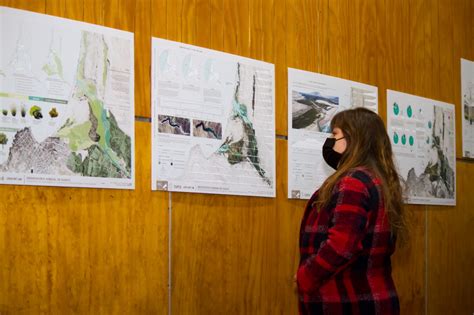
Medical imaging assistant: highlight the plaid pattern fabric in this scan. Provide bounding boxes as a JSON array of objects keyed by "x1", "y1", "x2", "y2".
[{"x1": 297, "y1": 167, "x2": 399, "y2": 315}]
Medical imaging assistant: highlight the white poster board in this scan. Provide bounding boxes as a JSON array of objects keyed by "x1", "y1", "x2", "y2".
[
  {"x1": 287, "y1": 68, "x2": 378, "y2": 199},
  {"x1": 387, "y1": 90, "x2": 456, "y2": 206},
  {"x1": 461, "y1": 58, "x2": 474, "y2": 158},
  {"x1": 0, "y1": 6, "x2": 135, "y2": 189},
  {"x1": 152, "y1": 38, "x2": 275, "y2": 197}
]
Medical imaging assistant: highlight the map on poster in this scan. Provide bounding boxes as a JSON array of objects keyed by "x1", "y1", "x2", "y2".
[
  {"x1": 0, "y1": 7, "x2": 135, "y2": 189},
  {"x1": 288, "y1": 68, "x2": 378, "y2": 199},
  {"x1": 387, "y1": 90, "x2": 456, "y2": 206},
  {"x1": 461, "y1": 58, "x2": 474, "y2": 158},
  {"x1": 152, "y1": 38, "x2": 275, "y2": 197}
]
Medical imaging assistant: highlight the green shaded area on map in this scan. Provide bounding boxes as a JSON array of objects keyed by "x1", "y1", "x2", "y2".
[
  {"x1": 217, "y1": 63, "x2": 271, "y2": 186},
  {"x1": 58, "y1": 31, "x2": 131, "y2": 178}
]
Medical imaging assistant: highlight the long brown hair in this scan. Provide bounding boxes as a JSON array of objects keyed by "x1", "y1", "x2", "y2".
[{"x1": 316, "y1": 107, "x2": 407, "y2": 243}]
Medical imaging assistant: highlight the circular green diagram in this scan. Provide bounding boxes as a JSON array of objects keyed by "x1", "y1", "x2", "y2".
[
  {"x1": 393, "y1": 103, "x2": 399, "y2": 115},
  {"x1": 393, "y1": 132, "x2": 399, "y2": 144},
  {"x1": 401, "y1": 134, "x2": 407, "y2": 145},
  {"x1": 428, "y1": 121, "x2": 432, "y2": 129},
  {"x1": 409, "y1": 136, "x2": 414, "y2": 146},
  {"x1": 407, "y1": 105, "x2": 413, "y2": 118}
]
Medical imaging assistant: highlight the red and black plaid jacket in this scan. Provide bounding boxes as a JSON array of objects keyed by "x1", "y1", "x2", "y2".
[{"x1": 297, "y1": 167, "x2": 399, "y2": 315}]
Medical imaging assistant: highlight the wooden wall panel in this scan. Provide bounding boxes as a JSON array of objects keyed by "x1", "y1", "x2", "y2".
[
  {"x1": 181, "y1": 0, "x2": 196, "y2": 45},
  {"x1": 82, "y1": 0, "x2": 103, "y2": 24},
  {"x1": 347, "y1": 0, "x2": 377, "y2": 85},
  {"x1": 451, "y1": 0, "x2": 472, "y2": 158},
  {"x1": 0, "y1": 122, "x2": 168, "y2": 314},
  {"x1": 437, "y1": 0, "x2": 454, "y2": 105},
  {"x1": 273, "y1": 0, "x2": 287, "y2": 136},
  {"x1": 151, "y1": 0, "x2": 167, "y2": 39},
  {"x1": 374, "y1": 0, "x2": 388, "y2": 122},
  {"x1": 195, "y1": 0, "x2": 210, "y2": 48},
  {"x1": 286, "y1": 0, "x2": 313, "y2": 74},
  {"x1": 249, "y1": 0, "x2": 263, "y2": 61},
  {"x1": 0, "y1": 0, "x2": 45, "y2": 12},
  {"x1": 274, "y1": 140, "x2": 308, "y2": 313},
  {"x1": 166, "y1": 0, "x2": 183, "y2": 42},
  {"x1": 46, "y1": 0, "x2": 83, "y2": 19},
  {"x1": 222, "y1": 0, "x2": 249, "y2": 56},
  {"x1": 428, "y1": 0, "x2": 441, "y2": 99},
  {"x1": 427, "y1": 161, "x2": 474, "y2": 314},
  {"x1": 471, "y1": 0, "x2": 474, "y2": 62},
  {"x1": 391, "y1": 205, "x2": 426, "y2": 315},
  {"x1": 103, "y1": 0, "x2": 134, "y2": 32},
  {"x1": 327, "y1": 0, "x2": 350, "y2": 79},
  {"x1": 171, "y1": 139, "x2": 305, "y2": 314},
  {"x1": 135, "y1": 0, "x2": 152, "y2": 118},
  {"x1": 410, "y1": 0, "x2": 431, "y2": 97},
  {"x1": 312, "y1": 0, "x2": 329, "y2": 75},
  {"x1": 426, "y1": 1, "x2": 474, "y2": 314},
  {"x1": 171, "y1": 194, "x2": 276, "y2": 314},
  {"x1": 209, "y1": 0, "x2": 223, "y2": 51},
  {"x1": 376, "y1": 3, "x2": 427, "y2": 313},
  {"x1": 0, "y1": 0, "x2": 472, "y2": 314},
  {"x1": 376, "y1": 0, "x2": 412, "y2": 123}
]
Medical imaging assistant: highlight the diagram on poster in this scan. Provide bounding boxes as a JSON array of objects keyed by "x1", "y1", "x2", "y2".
[
  {"x1": 387, "y1": 90, "x2": 456, "y2": 205},
  {"x1": 288, "y1": 68, "x2": 378, "y2": 199},
  {"x1": 0, "y1": 7, "x2": 135, "y2": 189},
  {"x1": 152, "y1": 38, "x2": 275, "y2": 197},
  {"x1": 288, "y1": 68, "x2": 377, "y2": 199},
  {"x1": 461, "y1": 58, "x2": 474, "y2": 158}
]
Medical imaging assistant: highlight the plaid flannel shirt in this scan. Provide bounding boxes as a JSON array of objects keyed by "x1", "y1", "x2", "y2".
[{"x1": 297, "y1": 167, "x2": 399, "y2": 315}]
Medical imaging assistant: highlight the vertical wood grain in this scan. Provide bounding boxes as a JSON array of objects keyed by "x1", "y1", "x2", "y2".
[
  {"x1": 195, "y1": 0, "x2": 210, "y2": 48},
  {"x1": 0, "y1": 0, "x2": 45, "y2": 11},
  {"x1": 46, "y1": 0, "x2": 83, "y2": 20},
  {"x1": 427, "y1": 161, "x2": 474, "y2": 314},
  {"x1": 273, "y1": 0, "x2": 287, "y2": 136},
  {"x1": 209, "y1": 0, "x2": 223, "y2": 51},
  {"x1": 222, "y1": 0, "x2": 249, "y2": 56},
  {"x1": 82, "y1": 0, "x2": 103, "y2": 24},
  {"x1": 0, "y1": 1, "x2": 472, "y2": 314},
  {"x1": 327, "y1": 0, "x2": 350, "y2": 79},
  {"x1": 166, "y1": 0, "x2": 183, "y2": 42},
  {"x1": 135, "y1": 0, "x2": 152, "y2": 118},
  {"x1": 151, "y1": 0, "x2": 167, "y2": 40},
  {"x1": 427, "y1": 0, "x2": 474, "y2": 314}
]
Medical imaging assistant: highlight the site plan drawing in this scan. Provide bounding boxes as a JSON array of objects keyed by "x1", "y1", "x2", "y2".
[
  {"x1": 387, "y1": 90, "x2": 456, "y2": 205},
  {"x1": 152, "y1": 38, "x2": 275, "y2": 197},
  {"x1": 0, "y1": 7, "x2": 135, "y2": 189}
]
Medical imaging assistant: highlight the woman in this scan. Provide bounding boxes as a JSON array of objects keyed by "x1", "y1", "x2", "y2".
[{"x1": 296, "y1": 108, "x2": 406, "y2": 315}]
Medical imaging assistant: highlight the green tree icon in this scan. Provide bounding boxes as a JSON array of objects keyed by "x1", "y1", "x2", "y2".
[
  {"x1": 407, "y1": 105, "x2": 413, "y2": 118},
  {"x1": 393, "y1": 132, "x2": 399, "y2": 144},
  {"x1": 393, "y1": 103, "x2": 400, "y2": 115},
  {"x1": 0, "y1": 133, "x2": 7, "y2": 148}
]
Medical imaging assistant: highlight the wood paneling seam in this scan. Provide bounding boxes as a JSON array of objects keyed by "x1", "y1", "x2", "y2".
[
  {"x1": 425, "y1": 204, "x2": 428, "y2": 315},
  {"x1": 168, "y1": 191, "x2": 172, "y2": 315}
]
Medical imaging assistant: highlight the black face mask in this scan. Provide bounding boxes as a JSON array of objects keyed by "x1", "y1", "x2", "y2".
[{"x1": 322, "y1": 137, "x2": 345, "y2": 170}]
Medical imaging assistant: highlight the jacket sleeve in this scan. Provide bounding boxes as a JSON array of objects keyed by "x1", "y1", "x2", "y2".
[{"x1": 297, "y1": 174, "x2": 370, "y2": 294}]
